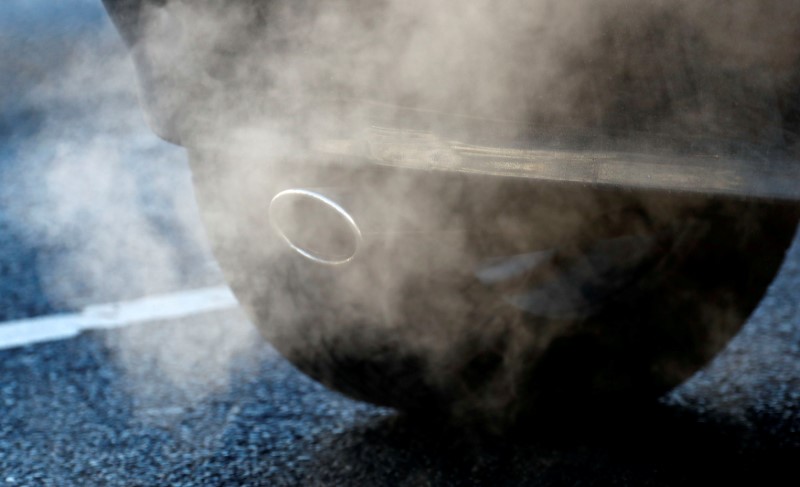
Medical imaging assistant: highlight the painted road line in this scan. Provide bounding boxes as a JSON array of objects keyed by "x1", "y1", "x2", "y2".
[{"x1": 0, "y1": 285, "x2": 239, "y2": 350}]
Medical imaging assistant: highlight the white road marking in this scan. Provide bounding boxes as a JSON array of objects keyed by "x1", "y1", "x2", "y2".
[{"x1": 0, "y1": 286, "x2": 239, "y2": 350}]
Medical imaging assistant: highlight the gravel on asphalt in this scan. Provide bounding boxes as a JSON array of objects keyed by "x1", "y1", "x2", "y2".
[{"x1": 0, "y1": 236, "x2": 799, "y2": 487}]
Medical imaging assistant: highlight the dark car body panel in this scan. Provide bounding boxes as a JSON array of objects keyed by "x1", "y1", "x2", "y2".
[
  {"x1": 103, "y1": 0, "x2": 800, "y2": 425},
  {"x1": 103, "y1": 0, "x2": 800, "y2": 202}
]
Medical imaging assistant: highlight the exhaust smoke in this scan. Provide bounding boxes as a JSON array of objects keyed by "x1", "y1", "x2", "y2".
[
  {"x1": 98, "y1": 0, "x2": 800, "y2": 428},
  {"x1": 1, "y1": 1, "x2": 264, "y2": 419}
]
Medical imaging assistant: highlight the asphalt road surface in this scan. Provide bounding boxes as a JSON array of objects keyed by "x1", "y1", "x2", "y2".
[{"x1": 2, "y1": 1, "x2": 800, "y2": 485}]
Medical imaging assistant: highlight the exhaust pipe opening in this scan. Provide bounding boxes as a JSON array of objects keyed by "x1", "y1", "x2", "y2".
[{"x1": 269, "y1": 189, "x2": 363, "y2": 265}]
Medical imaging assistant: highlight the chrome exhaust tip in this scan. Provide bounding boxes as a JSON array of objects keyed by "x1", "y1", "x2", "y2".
[{"x1": 269, "y1": 189, "x2": 363, "y2": 265}]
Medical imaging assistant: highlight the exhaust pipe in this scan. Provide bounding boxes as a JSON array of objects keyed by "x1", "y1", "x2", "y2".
[
  {"x1": 269, "y1": 189, "x2": 363, "y2": 265},
  {"x1": 269, "y1": 182, "x2": 469, "y2": 265}
]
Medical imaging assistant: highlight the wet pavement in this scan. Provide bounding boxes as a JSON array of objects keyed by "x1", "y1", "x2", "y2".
[{"x1": 2, "y1": 1, "x2": 800, "y2": 485}]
